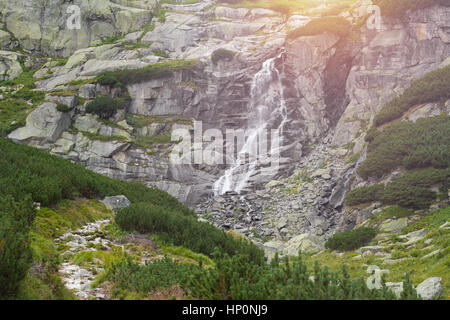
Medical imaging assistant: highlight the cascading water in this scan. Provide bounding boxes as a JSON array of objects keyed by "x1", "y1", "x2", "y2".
[{"x1": 213, "y1": 52, "x2": 288, "y2": 196}]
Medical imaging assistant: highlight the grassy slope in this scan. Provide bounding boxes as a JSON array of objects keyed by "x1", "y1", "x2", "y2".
[{"x1": 303, "y1": 206, "x2": 449, "y2": 300}]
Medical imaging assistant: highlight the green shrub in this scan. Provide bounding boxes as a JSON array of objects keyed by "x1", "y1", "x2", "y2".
[
  {"x1": 85, "y1": 97, "x2": 127, "y2": 119},
  {"x1": 359, "y1": 115, "x2": 450, "y2": 179},
  {"x1": 0, "y1": 196, "x2": 36, "y2": 299},
  {"x1": 0, "y1": 138, "x2": 194, "y2": 216},
  {"x1": 345, "y1": 184, "x2": 385, "y2": 206},
  {"x1": 107, "y1": 255, "x2": 196, "y2": 297},
  {"x1": 96, "y1": 60, "x2": 198, "y2": 86},
  {"x1": 115, "y1": 203, "x2": 265, "y2": 264},
  {"x1": 288, "y1": 16, "x2": 351, "y2": 40},
  {"x1": 381, "y1": 182, "x2": 436, "y2": 209},
  {"x1": 56, "y1": 103, "x2": 70, "y2": 113},
  {"x1": 211, "y1": 49, "x2": 236, "y2": 65},
  {"x1": 325, "y1": 227, "x2": 377, "y2": 252},
  {"x1": 395, "y1": 168, "x2": 450, "y2": 188},
  {"x1": 374, "y1": 65, "x2": 450, "y2": 127},
  {"x1": 96, "y1": 73, "x2": 122, "y2": 87}
]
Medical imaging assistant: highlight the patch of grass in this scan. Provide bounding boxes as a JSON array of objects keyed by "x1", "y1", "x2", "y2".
[
  {"x1": 15, "y1": 273, "x2": 74, "y2": 300},
  {"x1": 33, "y1": 200, "x2": 112, "y2": 239},
  {"x1": 96, "y1": 34, "x2": 125, "y2": 46},
  {"x1": 48, "y1": 91, "x2": 76, "y2": 97},
  {"x1": 96, "y1": 60, "x2": 199, "y2": 86},
  {"x1": 81, "y1": 131, "x2": 129, "y2": 143},
  {"x1": 162, "y1": 246, "x2": 214, "y2": 267},
  {"x1": 72, "y1": 250, "x2": 121, "y2": 268},
  {"x1": 138, "y1": 22, "x2": 155, "y2": 42},
  {"x1": 287, "y1": 16, "x2": 352, "y2": 40},
  {"x1": 56, "y1": 78, "x2": 95, "y2": 88},
  {"x1": 403, "y1": 206, "x2": 450, "y2": 234},
  {"x1": 134, "y1": 132, "x2": 173, "y2": 148},
  {"x1": 211, "y1": 48, "x2": 236, "y2": 65},
  {"x1": 0, "y1": 99, "x2": 32, "y2": 137},
  {"x1": 121, "y1": 42, "x2": 151, "y2": 50},
  {"x1": 55, "y1": 58, "x2": 68, "y2": 67},
  {"x1": 152, "y1": 49, "x2": 169, "y2": 58},
  {"x1": 126, "y1": 113, "x2": 192, "y2": 128}
]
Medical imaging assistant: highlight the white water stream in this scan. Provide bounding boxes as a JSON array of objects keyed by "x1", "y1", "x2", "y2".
[{"x1": 213, "y1": 52, "x2": 288, "y2": 195}]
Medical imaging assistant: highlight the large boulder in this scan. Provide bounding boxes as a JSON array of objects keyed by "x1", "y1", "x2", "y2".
[
  {"x1": 283, "y1": 234, "x2": 324, "y2": 255},
  {"x1": 379, "y1": 218, "x2": 408, "y2": 234},
  {"x1": 8, "y1": 102, "x2": 71, "y2": 146},
  {"x1": 90, "y1": 140, "x2": 129, "y2": 158},
  {"x1": 0, "y1": 50, "x2": 23, "y2": 80},
  {"x1": 101, "y1": 195, "x2": 131, "y2": 212},
  {"x1": 416, "y1": 277, "x2": 442, "y2": 300}
]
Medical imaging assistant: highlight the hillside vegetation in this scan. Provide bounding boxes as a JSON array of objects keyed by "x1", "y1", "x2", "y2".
[
  {"x1": 96, "y1": 60, "x2": 198, "y2": 87},
  {"x1": 0, "y1": 138, "x2": 418, "y2": 300},
  {"x1": 0, "y1": 137, "x2": 193, "y2": 299},
  {"x1": 346, "y1": 116, "x2": 449, "y2": 208},
  {"x1": 374, "y1": 65, "x2": 450, "y2": 127},
  {"x1": 0, "y1": 138, "x2": 191, "y2": 213}
]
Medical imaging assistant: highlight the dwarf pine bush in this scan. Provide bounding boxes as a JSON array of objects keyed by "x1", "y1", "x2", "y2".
[
  {"x1": 0, "y1": 196, "x2": 35, "y2": 299},
  {"x1": 325, "y1": 227, "x2": 377, "y2": 252}
]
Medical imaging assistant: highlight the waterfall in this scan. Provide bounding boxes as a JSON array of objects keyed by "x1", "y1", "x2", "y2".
[{"x1": 213, "y1": 52, "x2": 288, "y2": 196}]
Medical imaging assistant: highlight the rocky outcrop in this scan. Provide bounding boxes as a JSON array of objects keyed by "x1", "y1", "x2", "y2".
[
  {"x1": 416, "y1": 277, "x2": 443, "y2": 300},
  {"x1": 0, "y1": 50, "x2": 23, "y2": 80},
  {"x1": 8, "y1": 102, "x2": 72, "y2": 147}
]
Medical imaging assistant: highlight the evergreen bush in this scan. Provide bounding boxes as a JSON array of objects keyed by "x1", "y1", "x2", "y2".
[
  {"x1": 0, "y1": 196, "x2": 36, "y2": 299},
  {"x1": 325, "y1": 227, "x2": 377, "y2": 252}
]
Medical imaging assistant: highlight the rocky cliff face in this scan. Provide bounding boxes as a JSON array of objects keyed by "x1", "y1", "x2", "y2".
[
  {"x1": 3, "y1": 1, "x2": 450, "y2": 247},
  {"x1": 0, "y1": 0, "x2": 156, "y2": 57}
]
